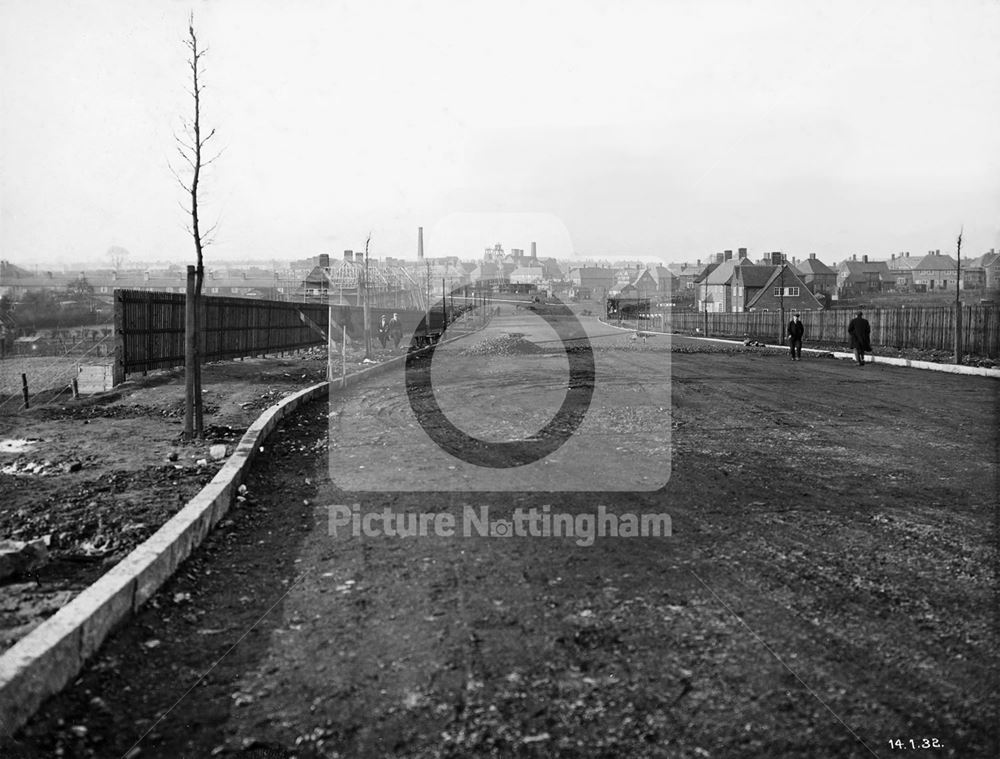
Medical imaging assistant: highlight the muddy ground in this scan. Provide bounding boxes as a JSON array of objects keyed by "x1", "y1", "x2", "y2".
[
  {"x1": 0, "y1": 346, "x2": 384, "y2": 654},
  {"x1": 2, "y1": 313, "x2": 999, "y2": 758}
]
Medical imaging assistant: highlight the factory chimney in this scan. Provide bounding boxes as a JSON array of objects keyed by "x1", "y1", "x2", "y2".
[{"x1": 418, "y1": 227, "x2": 424, "y2": 260}]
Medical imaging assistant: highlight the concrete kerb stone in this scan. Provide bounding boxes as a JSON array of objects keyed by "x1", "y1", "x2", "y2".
[
  {"x1": 0, "y1": 379, "x2": 330, "y2": 736},
  {"x1": 598, "y1": 320, "x2": 1000, "y2": 379}
]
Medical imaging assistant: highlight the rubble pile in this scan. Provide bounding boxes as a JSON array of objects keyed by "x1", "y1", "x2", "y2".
[{"x1": 460, "y1": 334, "x2": 548, "y2": 357}]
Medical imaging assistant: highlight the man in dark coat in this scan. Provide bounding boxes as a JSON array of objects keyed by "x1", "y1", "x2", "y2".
[
  {"x1": 787, "y1": 313, "x2": 804, "y2": 361},
  {"x1": 376, "y1": 314, "x2": 390, "y2": 349},
  {"x1": 848, "y1": 310, "x2": 872, "y2": 366},
  {"x1": 388, "y1": 313, "x2": 404, "y2": 349}
]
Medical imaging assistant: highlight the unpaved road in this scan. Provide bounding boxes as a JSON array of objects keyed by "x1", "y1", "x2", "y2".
[{"x1": 6, "y1": 313, "x2": 998, "y2": 758}]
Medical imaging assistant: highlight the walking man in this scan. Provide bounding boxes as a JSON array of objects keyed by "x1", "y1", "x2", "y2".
[
  {"x1": 787, "y1": 313, "x2": 804, "y2": 361},
  {"x1": 376, "y1": 314, "x2": 390, "y2": 349},
  {"x1": 388, "y1": 313, "x2": 404, "y2": 349},
  {"x1": 848, "y1": 310, "x2": 872, "y2": 366}
]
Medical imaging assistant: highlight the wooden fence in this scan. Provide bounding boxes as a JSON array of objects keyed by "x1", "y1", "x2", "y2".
[
  {"x1": 655, "y1": 305, "x2": 1000, "y2": 357},
  {"x1": 114, "y1": 290, "x2": 329, "y2": 381}
]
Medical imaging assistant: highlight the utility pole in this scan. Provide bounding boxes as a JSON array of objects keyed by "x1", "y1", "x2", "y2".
[
  {"x1": 955, "y1": 228, "x2": 963, "y2": 365},
  {"x1": 363, "y1": 234, "x2": 372, "y2": 360},
  {"x1": 424, "y1": 259, "x2": 431, "y2": 336},
  {"x1": 778, "y1": 254, "x2": 786, "y2": 345}
]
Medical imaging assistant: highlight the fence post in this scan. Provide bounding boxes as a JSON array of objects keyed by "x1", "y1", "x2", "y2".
[
  {"x1": 112, "y1": 290, "x2": 126, "y2": 386},
  {"x1": 21, "y1": 373, "x2": 29, "y2": 409},
  {"x1": 341, "y1": 324, "x2": 347, "y2": 389},
  {"x1": 954, "y1": 301, "x2": 963, "y2": 364}
]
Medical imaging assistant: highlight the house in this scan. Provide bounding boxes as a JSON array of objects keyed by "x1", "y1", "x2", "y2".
[
  {"x1": 837, "y1": 255, "x2": 890, "y2": 295},
  {"x1": 509, "y1": 266, "x2": 545, "y2": 285},
  {"x1": 956, "y1": 250, "x2": 997, "y2": 289},
  {"x1": 910, "y1": 251, "x2": 958, "y2": 291},
  {"x1": 795, "y1": 254, "x2": 837, "y2": 296},
  {"x1": 696, "y1": 251, "x2": 752, "y2": 312},
  {"x1": 569, "y1": 267, "x2": 616, "y2": 300},
  {"x1": 744, "y1": 267, "x2": 824, "y2": 312},
  {"x1": 968, "y1": 249, "x2": 1000, "y2": 290},
  {"x1": 668, "y1": 260, "x2": 713, "y2": 291},
  {"x1": 734, "y1": 265, "x2": 783, "y2": 310},
  {"x1": 886, "y1": 252, "x2": 920, "y2": 290},
  {"x1": 470, "y1": 262, "x2": 504, "y2": 287},
  {"x1": 646, "y1": 265, "x2": 678, "y2": 299}
]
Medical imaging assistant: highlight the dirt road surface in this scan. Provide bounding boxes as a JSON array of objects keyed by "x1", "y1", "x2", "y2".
[{"x1": 6, "y1": 312, "x2": 998, "y2": 758}]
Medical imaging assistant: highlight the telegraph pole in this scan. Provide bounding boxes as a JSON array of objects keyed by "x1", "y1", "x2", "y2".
[
  {"x1": 954, "y1": 228, "x2": 963, "y2": 365},
  {"x1": 778, "y1": 254, "x2": 786, "y2": 345},
  {"x1": 363, "y1": 233, "x2": 372, "y2": 360}
]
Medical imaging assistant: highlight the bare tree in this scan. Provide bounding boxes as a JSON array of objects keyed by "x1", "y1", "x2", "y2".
[
  {"x1": 172, "y1": 13, "x2": 221, "y2": 439},
  {"x1": 107, "y1": 245, "x2": 129, "y2": 272}
]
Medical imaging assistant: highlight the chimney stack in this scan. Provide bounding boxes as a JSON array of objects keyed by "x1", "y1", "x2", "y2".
[
  {"x1": 716, "y1": 252, "x2": 724, "y2": 263},
  {"x1": 319, "y1": 253, "x2": 330, "y2": 268},
  {"x1": 809, "y1": 253, "x2": 816, "y2": 260},
  {"x1": 418, "y1": 227, "x2": 424, "y2": 260},
  {"x1": 862, "y1": 254, "x2": 869, "y2": 263},
  {"x1": 771, "y1": 251, "x2": 783, "y2": 266},
  {"x1": 344, "y1": 250, "x2": 354, "y2": 262},
  {"x1": 531, "y1": 241, "x2": 537, "y2": 259},
  {"x1": 724, "y1": 249, "x2": 733, "y2": 261},
  {"x1": 738, "y1": 247, "x2": 747, "y2": 259}
]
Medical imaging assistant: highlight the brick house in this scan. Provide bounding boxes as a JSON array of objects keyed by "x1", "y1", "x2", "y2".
[
  {"x1": 910, "y1": 251, "x2": 958, "y2": 291},
  {"x1": 795, "y1": 254, "x2": 837, "y2": 296},
  {"x1": 837, "y1": 255, "x2": 890, "y2": 294}
]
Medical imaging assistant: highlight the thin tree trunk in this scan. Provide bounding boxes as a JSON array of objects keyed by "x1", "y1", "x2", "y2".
[{"x1": 184, "y1": 266, "x2": 196, "y2": 439}]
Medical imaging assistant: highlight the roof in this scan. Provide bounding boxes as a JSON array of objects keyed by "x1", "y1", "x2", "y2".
[
  {"x1": 839, "y1": 260, "x2": 890, "y2": 275},
  {"x1": 795, "y1": 257, "x2": 835, "y2": 276},
  {"x1": 704, "y1": 259, "x2": 743, "y2": 285},
  {"x1": 510, "y1": 266, "x2": 544, "y2": 277},
  {"x1": 744, "y1": 267, "x2": 823, "y2": 310},
  {"x1": 471, "y1": 263, "x2": 501, "y2": 280},
  {"x1": 0, "y1": 261, "x2": 34, "y2": 279},
  {"x1": 693, "y1": 262, "x2": 719, "y2": 284},
  {"x1": 887, "y1": 255, "x2": 921, "y2": 271},
  {"x1": 648, "y1": 265, "x2": 677, "y2": 287},
  {"x1": 629, "y1": 270, "x2": 658, "y2": 288},
  {"x1": 967, "y1": 252, "x2": 1000, "y2": 269},
  {"x1": 913, "y1": 253, "x2": 957, "y2": 271},
  {"x1": 736, "y1": 265, "x2": 780, "y2": 288}
]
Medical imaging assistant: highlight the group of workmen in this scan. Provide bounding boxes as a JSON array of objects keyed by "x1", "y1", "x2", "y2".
[{"x1": 787, "y1": 310, "x2": 872, "y2": 366}]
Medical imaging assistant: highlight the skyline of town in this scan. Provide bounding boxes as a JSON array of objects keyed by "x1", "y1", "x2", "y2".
[{"x1": 3, "y1": 2, "x2": 998, "y2": 270}]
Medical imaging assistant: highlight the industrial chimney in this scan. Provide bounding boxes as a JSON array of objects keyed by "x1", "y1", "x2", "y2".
[
  {"x1": 418, "y1": 227, "x2": 424, "y2": 260},
  {"x1": 531, "y1": 242, "x2": 537, "y2": 259}
]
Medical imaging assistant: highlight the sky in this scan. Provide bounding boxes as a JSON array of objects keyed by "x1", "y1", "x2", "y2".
[{"x1": 1, "y1": 0, "x2": 998, "y2": 269}]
